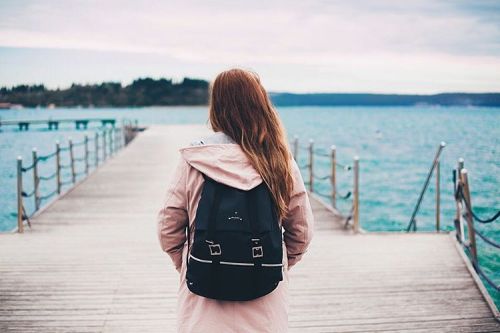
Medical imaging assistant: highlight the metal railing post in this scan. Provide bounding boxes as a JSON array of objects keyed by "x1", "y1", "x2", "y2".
[
  {"x1": 94, "y1": 132, "x2": 99, "y2": 167},
  {"x1": 32, "y1": 148, "x2": 40, "y2": 211},
  {"x1": 56, "y1": 142, "x2": 61, "y2": 194},
  {"x1": 353, "y1": 156, "x2": 360, "y2": 233},
  {"x1": 293, "y1": 136, "x2": 298, "y2": 161},
  {"x1": 17, "y1": 156, "x2": 24, "y2": 233},
  {"x1": 108, "y1": 128, "x2": 114, "y2": 156},
  {"x1": 84, "y1": 135, "x2": 89, "y2": 175},
  {"x1": 407, "y1": 142, "x2": 446, "y2": 232},
  {"x1": 69, "y1": 138, "x2": 76, "y2": 184},
  {"x1": 460, "y1": 169, "x2": 478, "y2": 263},
  {"x1": 102, "y1": 130, "x2": 107, "y2": 161},
  {"x1": 456, "y1": 158, "x2": 465, "y2": 242},
  {"x1": 308, "y1": 139, "x2": 314, "y2": 192},
  {"x1": 435, "y1": 160, "x2": 440, "y2": 231},
  {"x1": 331, "y1": 145, "x2": 337, "y2": 208}
]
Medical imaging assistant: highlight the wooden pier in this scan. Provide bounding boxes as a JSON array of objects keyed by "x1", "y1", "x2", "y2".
[
  {"x1": 0, "y1": 118, "x2": 117, "y2": 131},
  {"x1": 0, "y1": 125, "x2": 498, "y2": 332}
]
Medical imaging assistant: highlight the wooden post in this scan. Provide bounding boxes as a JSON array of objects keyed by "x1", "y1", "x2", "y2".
[
  {"x1": 460, "y1": 169, "x2": 478, "y2": 264},
  {"x1": 94, "y1": 132, "x2": 99, "y2": 167},
  {"x1": 102, "y1": 130, "x2": 107, "y2": 161},
  {"x1": 114, "y1": 128, "x2": 119, "y2": 151},
  {"x1": 17, "y1": 156, "x2": 24, "y2": 233},
  {"x1": 308, "y1": 139, "x2": 314, "y2": 192},
  {"x1": 293, "y1": 136, "x2": 298, "y2": 161},
  {"x1": 353, "y1": 156, "x2": 360, "y2": 233},
  {"x1": 456, "y1": 158, "x2": 465, "y2": 243},
  {"x1": 69, "y1": 138, "x2": 76, "y2": 184},
  {"x1": 108, "y1": 129, "x2": 114, "y2": 156},
  {"x1": 32, "y1": 148, "x2": 40, "y2": 211},
  {"x1": 84, "y1": 135, "x2": 89, "y2": 175},
  {"x1": 118, "y1": 127, "x2": 123, "y2": 149},
  {"x1": 435, "y1": 160, "x2": 440, "y2": 232},
  {"x1": 56, "y1": 141, "x2": 61, "y2": 194},
  {"x1": 331, "y1": 145, "x2": 337, "y2": 209}
]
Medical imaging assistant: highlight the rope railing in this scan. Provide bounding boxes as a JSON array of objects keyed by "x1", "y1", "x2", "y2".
[
  {"x1": 473, "y1": 227, "x2": 500, "y2": 249},
  {"x1": 15, "y1": 124, "x2": 136, "y2": 233},
  {"x1": 21, "y1": 189, "x2": 35, "y2": 198},
  {"x1": 37, "y1": 151, "x2": 57, "y2": 161},
  {"x1": 453, "y1": 162, "x2": 499, "y2": 294},
  {"x1": 59, "y1": 163, "x2": 72, "y2": 169},
  {"x1": 21, "y1": 163, "x2": 36, "y2": 172},
  {"x1": 291, "y1": 136, "x2": 360, "y2": 232},
  {"x1": 60, "y1": 179, "x2": 74, "y2": 186},
  {"x1": 74, "y1": 170, "x2": 87, "y2": 178},
  {"x1": 313, "y1": 173, "x2": 330, "y2": 181},
  {"x1": 39, "y1": 190, "x2": 58, "y2": 202},
  {"x1": 456, "y1": 186, "x2": 500, "y2": 224},
  {"x1": 39, "y1": 172, "x2": 57, "y2": 181}
]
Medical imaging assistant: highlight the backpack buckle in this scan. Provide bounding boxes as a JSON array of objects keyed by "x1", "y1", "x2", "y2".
[
  {"x1": 208, "y1": 244, "x2": 222, "y2": 256},
  {"x1": 252, "y1": 246, "x2": 263, "y2": 258}
]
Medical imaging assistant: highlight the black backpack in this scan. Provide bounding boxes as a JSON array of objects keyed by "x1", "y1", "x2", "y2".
[{"x1": 186, "y1": 175, "x2": 283, "y2": 301}]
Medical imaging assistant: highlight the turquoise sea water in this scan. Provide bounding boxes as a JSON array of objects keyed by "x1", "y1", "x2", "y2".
[{"x1": 0, "y1": 106, "x2": 498, "y2": 305}]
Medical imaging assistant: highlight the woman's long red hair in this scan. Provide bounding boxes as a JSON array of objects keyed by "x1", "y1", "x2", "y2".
[{"x1": 209, "y1": 68, "x2": 294, "y2": 222}]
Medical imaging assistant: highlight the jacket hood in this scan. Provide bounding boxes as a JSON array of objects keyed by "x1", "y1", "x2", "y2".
[{"x1": 179, "y1": 144, "x2": 263, "y2": 191}]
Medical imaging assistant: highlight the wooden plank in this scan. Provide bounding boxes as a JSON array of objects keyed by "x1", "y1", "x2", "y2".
[{"x1": 0, "y1": 125, "x2": 498, "y2": 332}]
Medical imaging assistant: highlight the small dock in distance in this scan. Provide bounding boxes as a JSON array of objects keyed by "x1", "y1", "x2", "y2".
[
  {"x1": 0, "y1": 125, "x2": 498, "y2": 332},
  {"x1": 0, "y1": 118, "x2": 117, "y2": 131}
]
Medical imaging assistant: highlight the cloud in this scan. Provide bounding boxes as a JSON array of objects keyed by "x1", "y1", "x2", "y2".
[{"x1": 0, "y1": 0, "x2": 499, "y2": 92}]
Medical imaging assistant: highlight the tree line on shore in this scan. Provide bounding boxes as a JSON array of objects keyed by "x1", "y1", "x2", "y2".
[
  {"x1": 1, "y1": 77, "x2": 499, "y2": 107},
  {"x1": 0, "y1": 77, "x2": 209, "y2": 107}
]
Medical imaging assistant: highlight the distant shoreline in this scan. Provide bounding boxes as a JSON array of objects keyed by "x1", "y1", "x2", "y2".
[{"x1": 1, "y1": 77, "x2": 500, "y2": 107}]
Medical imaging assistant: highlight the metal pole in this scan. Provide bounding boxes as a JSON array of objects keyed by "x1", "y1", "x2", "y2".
[
  {"x1": 113, "y1": 129, "x2": 117, "y2": 151},
  {"x1": 308, "y1": 139, "x2": 314, "y2": 192},
  {"x1": 69, "y1": 138, "x2": 76, "y2": 184},
  {"x1": 102, "y1": 130, "x2": 107, "y2": 161},
  {"x1": 32, "y1": 148, "x2": 40, "y2": 211},
  {"x1": 353, "y1": 156, "x2": 360, "y2": 233},
  {"x1": 95, "y1": 132, "x2": 99, "y2": 167},
  {"x1": 407, "y1": 141, "x2": 446, "y2": 232},
  {"x1": 460, "y1": 169, "x2": 478, "y2": 264},
  {"x1": 17, "y1": 156, "x2": 24, "y2": 233},
  {"x1": 56, "y1": 141, "x2": 61, "y2": 194},
  {"x1": 84, "y1": 135, "x2": 89, "y2": 175},
  {"x1": 331, "y1": 145, "x2": 337, "y2": 209},
  {"x1": 108, "y1": 128, "x2": 114, "y2": 156},
  {"x1": 457, "y1": 158, "x2": 465, "y2": 243},
  {"x1": 293, "y1": 136, "x2": 298, "y2": 161},
  {"x1": 435, "y1": 160, "x2": 440, "y2": 232}
]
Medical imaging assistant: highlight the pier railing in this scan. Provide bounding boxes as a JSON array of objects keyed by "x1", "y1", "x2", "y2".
[
  {"x1": 15, "y1": 122, "x2": 140, "y2": 233},
  {"x1": 453, "y1": 160, "x2": 500, "y2": 294},
  {"x1": 406, "y1": 142, "x2": 446, "y2": 232},
  {"x1": 292, "y1": 136, "x2": 360, "y2": 232}
]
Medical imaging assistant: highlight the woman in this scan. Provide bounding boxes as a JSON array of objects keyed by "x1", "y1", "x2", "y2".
[{"x1": 157, "y1": 68, "x2": 314, "y2": 332}]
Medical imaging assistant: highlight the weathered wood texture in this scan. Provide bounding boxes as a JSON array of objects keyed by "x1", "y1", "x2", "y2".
[{"x1": 1, "y1": 125, "x2": 498, "y2": 332}]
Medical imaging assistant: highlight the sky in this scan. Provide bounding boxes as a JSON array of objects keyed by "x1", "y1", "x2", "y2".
[{"x1": 0, "y1": 0, "x2": 500, "y2": 93}]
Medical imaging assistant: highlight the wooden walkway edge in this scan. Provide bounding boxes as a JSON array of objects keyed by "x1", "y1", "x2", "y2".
[{"x1": 1, "y1": 125, "x2": 498, "y2": 332}]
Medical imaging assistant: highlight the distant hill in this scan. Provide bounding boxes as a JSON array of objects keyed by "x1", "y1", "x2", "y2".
[
  {"x1": 1, "y1": 78, "x2": 499, "y2": 107},
  {"x1": 270, "y1": 93, "x2": 500, "y2": 107}
]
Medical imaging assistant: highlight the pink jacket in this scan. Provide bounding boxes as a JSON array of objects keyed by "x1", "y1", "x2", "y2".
[{"x1": 157, "y1": 136, "x2": 314, "y2": 332}]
